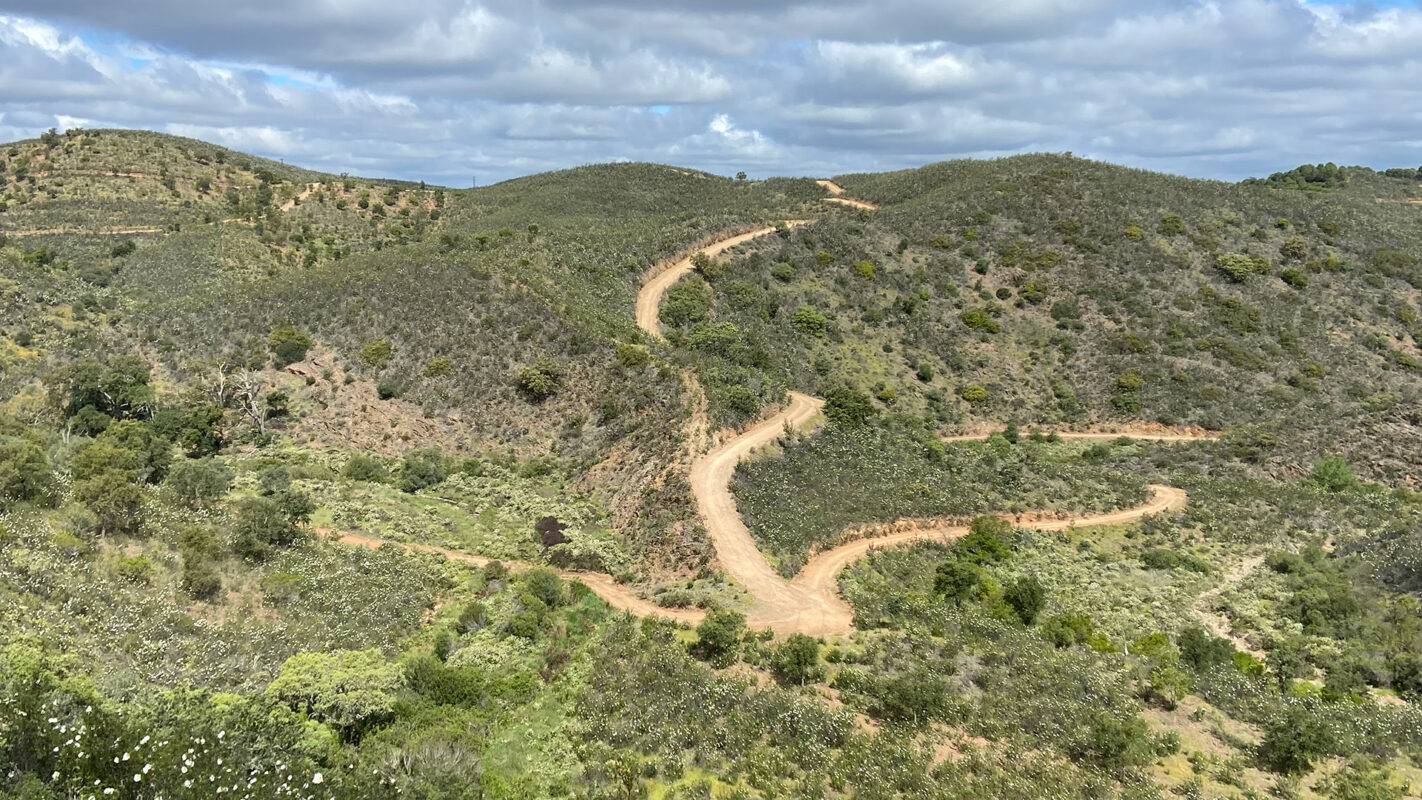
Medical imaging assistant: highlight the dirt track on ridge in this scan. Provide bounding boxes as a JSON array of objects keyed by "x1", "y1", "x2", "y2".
[
  {"x1": 635, "y1": 223, "x2": 809, "y2": 336},
  {"x1": 816, "y1": 180, "x2": 880, "y2": 210},
  {"x1": 2, "y1": 226, "x2": 163, "y2": 237}
]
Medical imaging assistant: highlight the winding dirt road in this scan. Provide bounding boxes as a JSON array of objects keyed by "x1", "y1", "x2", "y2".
[
  {"x1": 630, "y1": 222, "x2": 1203, "y2": 634},
  {"x1": 327, "y1": 216, "x2": 1205, "y2": 636},
  {"x1": 636, "y1": 223, "x2": 808, "y2": 336}
]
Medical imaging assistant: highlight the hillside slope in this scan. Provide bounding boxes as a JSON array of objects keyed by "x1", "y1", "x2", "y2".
[{"x1": 664, "y1": 154, "x2": 1422, "y2": 480}]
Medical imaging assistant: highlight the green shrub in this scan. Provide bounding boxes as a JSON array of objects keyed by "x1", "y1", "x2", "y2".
[
  {"x1": 343, "y1": 452, "x2": 387, "y2": 482},
  {"x1": 1004, "y1": 575, "x2": 1046, "y2": 624},
  {"x1": 961, "y1": 309, "x2": 1000, "y2": 333},
  {"x1": 1279, "y1": 268, "x2": 1308, "y2": 289},
  {"x1": 114, "y1": 554, "x2": 154, "y2": 584},
  {"x1": 514, "y1": 359, "x2": 561, "y2": 401},
  {"x1": 691, "y1": 608, "x2": 745, "y2": 667},
  {"x1": 823, "y1": 385, "x2": 875, "y2": 427},
  {"x1": 959, "y1": 516, "x2": 1012, "y2": 564},
  {"x1": 1311, "y1": 457, "x2": 1355, "y2": 492},
  {"x1": 1158, "y1": 214, "x2": 1186, "y2": 236},
  {"x1": 422, "y1": 356, "x2": 452, "y2": 378},
  {"x1": 771, "y1": 634, "x2": 822, "y2": 685},
  {"x1": 165, "y1": 458, "x2": 232, "y2": 507},
  {"x1": 790, "y1": 306, "x2": 828, "y2": 336},
  {"x1": 615, "y1": 343, "x2": 650, "y2": 367},
  {"x1": 960, "y1": 384, "x2": 989, "y2": 403},
  {"x1": 1214, "y1": 253, "x2": 1271, "y2": 283},
  {"x1": 0, "y1": 433, "x2": 55, "y2": 508},
  {"x1": 660, "y1": 279, "x2": 712, "y2": 328},
  {"x1": 398, "y1": 448, "x2": 448, "y2": 493},
  {"x1": 268, "y1": 325, "x2": 313, "y2": 367},
  {"x1": 360, "y1": 339, "x2": 393, "y2": 369}
]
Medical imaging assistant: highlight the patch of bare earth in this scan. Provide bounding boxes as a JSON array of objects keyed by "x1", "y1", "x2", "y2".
[{"x1": 274, "y1": 346, "x2": 466, "y2": 457}]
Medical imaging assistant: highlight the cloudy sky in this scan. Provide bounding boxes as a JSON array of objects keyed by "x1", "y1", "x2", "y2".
[{"x1": 1, "y1": 0, "x2": 1419, "y2": 185}]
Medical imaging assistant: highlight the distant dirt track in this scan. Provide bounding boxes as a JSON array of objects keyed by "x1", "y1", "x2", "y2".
[
  {"x1": 2, "y1": 226, "x2": 163, "y2": 237},
  {"x1": 321, "y1": 528, "x2": 703, "y2": 624},
  {"x1": 816, "y1": 179, "x2": 880, "y2": 210},
  {"x1": 327, "y1": 219, "x2": 1208, "y2": 636},
  {"x1": 635, "y1": 222, "x2": 809, "y2": 336}
]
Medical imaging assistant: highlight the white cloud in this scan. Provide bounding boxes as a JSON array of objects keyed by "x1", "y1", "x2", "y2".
[{"x1": 0, "y1": 1, "x2": 1418, "y2": 183}]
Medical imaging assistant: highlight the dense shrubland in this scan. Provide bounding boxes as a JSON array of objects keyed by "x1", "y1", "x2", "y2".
[{"x1": 678, "y1": 155, "x2": 1422, "y2": 483}]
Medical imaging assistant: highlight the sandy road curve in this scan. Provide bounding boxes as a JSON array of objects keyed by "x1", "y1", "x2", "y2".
[
  {"x1": 790, "y1": 485, "x2": 1187, "y2": 633},
  {"x1": 636, "y1": 223, "x2": 809, "y2": 337},
  {"x1": 815, "y1": 180, "x2": 880, "y2": 210}
]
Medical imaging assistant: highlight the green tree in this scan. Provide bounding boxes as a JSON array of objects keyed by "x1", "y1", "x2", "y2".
[
  {"x1": 58, "y1": 355, "x2": 155, "y2": 420},
  {"x1": 876, "y1": 669, "x2": 948, "y2": 724},
  {"x1": 174, "y1": 404, "x2": 225, "y2": 456},
  {"x1": 165, "y1": 458, "x2": 233, "y2": 508},
  {"x1": 933, "y1": 559, "x2": 981, "y2": 606},
  {"x1": 958, "y1": 516, "x2": 1012, "y2": 564},
  {"x1": 771, "y1": 634, "x2": 822, "y2": 685},
  {"x1": 343, "y1": 452, "x2": 387, "y2": 482},
  {"x1": 0, "y1": 433, "x2": 55, "y2": 508},
  {"x1": 691, "y1": 608, "x2": 745, "y2": 667},
  {"x1": 179, "y1": 527, "x2": 224, "y2": 600},
  {"x1": 267, "y1": 649, "x2": 404, "y2": 741},
  {"x1": 269, "y1": 325, "x2": 314, "y2": 367},
  {"x1": 823, "y1": 385, "x2": 875, "y2": 427},
  {"x1": 1259, "y1": 705, "x2": 1329, "y2": 773},
  {"x1": 398, "y1": 448, "x2": 448, "y2": 493},
  {"x1": 1004, "y1": 575, "x2": 1047, "y2": 624},
  {"x1": 522, "y1": 568, "x2": 567, "y2": 609},
  {"x1": 1177, "y1": 626, "x2": 1235, "y2": 672},
  {"x1": 72, "y1": 469, "x2": 145, "y2": 535},
  {"x1": 232, "y1": 495, "x2": 305, "y2": 560},
  {"x1": 1311, "y1": 456, "x2": 1355, "y2": 492}
]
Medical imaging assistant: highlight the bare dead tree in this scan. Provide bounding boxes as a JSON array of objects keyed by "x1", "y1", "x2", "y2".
[{"x1": 234, "y1": 370, "x2": 269, "y2": 435}]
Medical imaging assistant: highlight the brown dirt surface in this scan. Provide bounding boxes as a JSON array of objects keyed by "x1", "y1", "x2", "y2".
[
  {"x1": 2, "y1": 226, "x2": 163, "y2": 237},
  {"x1": 941, "y1": 424, "x2": 1220, "y2": 443},
  {"x1": 815, "y1": 179, "x2": 879, "y2": 210},
  {"x1": 279, "y1": 182, "x2": 321, "y2": 212},
  {"x1": 1195, "y1": 554, "x2": 1267, "y2": 658},
  {"x1": 274, "y1": 347, "x2": 464, "y2": 457},
  {"x1": 320, "y1": 528, "x2": 703, "y2": 624}
]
